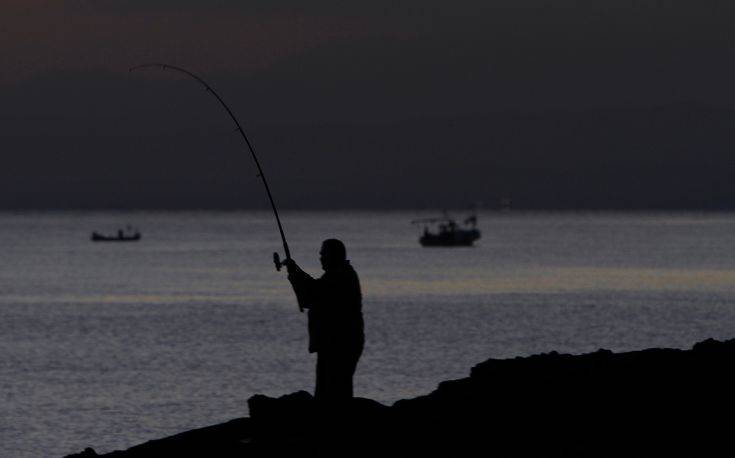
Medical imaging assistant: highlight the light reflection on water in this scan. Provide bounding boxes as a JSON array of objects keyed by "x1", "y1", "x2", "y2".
[
  {"x1": 368, "y1": 267, "x2": 735, "y2": 295},
  {"x1": 3, "y1": 211, "x2": 735, "y2": 456}
]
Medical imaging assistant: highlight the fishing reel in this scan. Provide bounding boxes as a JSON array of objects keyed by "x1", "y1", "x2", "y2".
[{"x1": 273, "y1": 252, "x2": 287, "y2": 271}]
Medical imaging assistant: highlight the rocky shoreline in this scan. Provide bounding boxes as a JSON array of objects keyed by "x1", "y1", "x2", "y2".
[{"x1": 66, "y1": 337, "x2": 735, "y2": 457}]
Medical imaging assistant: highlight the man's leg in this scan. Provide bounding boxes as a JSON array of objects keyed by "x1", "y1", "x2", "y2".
[
  {"x1": 335, "y1": 346, "x2": 363, "y2": 399},
  {"x1": 315, "y1": 351, "x2": 328, "y2": 401},
  {"x1": 317, "y1": 346, "x2": 363, "y2": 401}
]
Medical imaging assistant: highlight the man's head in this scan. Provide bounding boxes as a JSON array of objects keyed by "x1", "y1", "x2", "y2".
[{"x1": 320, "y1": 239, "x2": 347, "y2": 271}]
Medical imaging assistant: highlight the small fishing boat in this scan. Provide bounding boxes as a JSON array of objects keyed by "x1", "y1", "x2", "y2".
[
  {"x1": 411, "y1": 214, "x2": 481, "y2": 247},
  {"x1": 91, "y1": 228, "x2": 141, "y2": 242}
]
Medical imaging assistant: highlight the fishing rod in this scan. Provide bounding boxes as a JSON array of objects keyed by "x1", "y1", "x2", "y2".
[{"x1": 130, "y1": 64, "x2": 300, "y2": 309}]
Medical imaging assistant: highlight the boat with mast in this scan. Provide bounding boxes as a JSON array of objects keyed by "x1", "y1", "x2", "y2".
[{"x1": 411, "y1": 213, "x2": 481, "y2": 247}]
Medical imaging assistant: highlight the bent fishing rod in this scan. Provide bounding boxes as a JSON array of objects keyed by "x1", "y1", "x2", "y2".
[{"x1": 130, "y1": 63, "x2": 300, "y2": 309}]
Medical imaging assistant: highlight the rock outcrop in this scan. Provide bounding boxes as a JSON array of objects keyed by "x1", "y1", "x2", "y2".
[{"x1": 66, "y1": 338, "x2": 735, "y2": 457}]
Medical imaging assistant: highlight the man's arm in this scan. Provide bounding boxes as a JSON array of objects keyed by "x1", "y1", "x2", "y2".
[{"x1": 284, "y1": 260, "x2": 317, "y2": 309}]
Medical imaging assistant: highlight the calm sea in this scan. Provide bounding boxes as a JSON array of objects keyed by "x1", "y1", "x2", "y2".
[{"x1": 3, "y1": 211, "x2": 735, "y2": 456}]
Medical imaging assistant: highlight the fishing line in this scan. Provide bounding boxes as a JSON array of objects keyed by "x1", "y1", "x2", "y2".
[{"x1": 130, "y1": 64, "x2": 300, "y2": 309}]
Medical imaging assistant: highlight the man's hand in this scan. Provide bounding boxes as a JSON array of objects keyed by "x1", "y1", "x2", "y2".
[{"x1": 282, "y1": 258, "x2": 298, "y2": 274}]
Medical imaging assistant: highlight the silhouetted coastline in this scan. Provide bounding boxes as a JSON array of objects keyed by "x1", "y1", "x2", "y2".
[{"x1": 65, "y1": 337, "x2": 735, "y2": 457}]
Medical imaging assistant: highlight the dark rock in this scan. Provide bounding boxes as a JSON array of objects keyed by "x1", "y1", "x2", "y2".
[
  {"x1": 65, "y1": 418, "x2": 253, "y2": 458},
  {"x1": 247, "y1": 390, "x2": 391, "y2": 456},
  {"x1": 64, "y1": 447, "x2": 98, "y2": 458},
  {"x1": 66, "y1": 337, "x2": 735, "y2": 457}
]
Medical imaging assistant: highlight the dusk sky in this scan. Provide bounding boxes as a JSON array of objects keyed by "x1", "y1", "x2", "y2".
[{"x1": 3, "y1": 1, "x2": 735, "y2": 209}]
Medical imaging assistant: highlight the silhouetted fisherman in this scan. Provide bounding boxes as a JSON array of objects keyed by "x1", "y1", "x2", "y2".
[{"x1": 284, "y1": 239, "x2": 364, "y2": 403}]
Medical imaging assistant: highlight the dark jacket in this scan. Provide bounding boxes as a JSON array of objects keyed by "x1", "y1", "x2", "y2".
[{"x1": 288, "y1": 261, "x2": 365, "y2": 354}]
